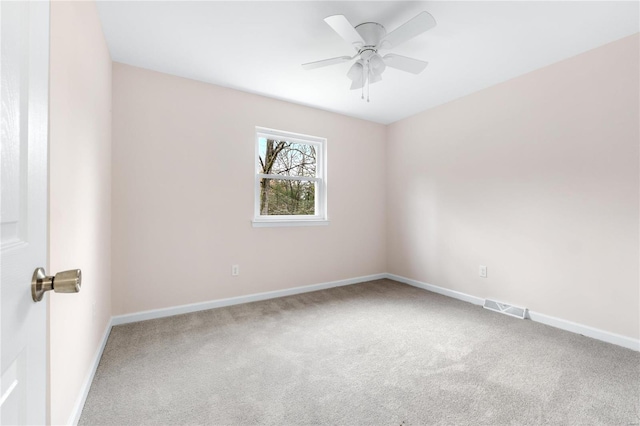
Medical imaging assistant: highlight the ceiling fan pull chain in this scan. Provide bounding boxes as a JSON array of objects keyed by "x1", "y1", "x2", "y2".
[
  {"x1": 361, "y1": 63, "x2": 365, "y2": 100},
  {"x1": 367, "y1": 60, "x2": 370, "y2": 102},
  {"x1": 366, "y1": 77, "x2": 369, "y2": 102}
]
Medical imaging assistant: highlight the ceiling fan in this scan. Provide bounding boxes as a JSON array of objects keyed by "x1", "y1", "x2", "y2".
[{"x1": 302, "y1": 12, "x2": 437, "y2": 101}]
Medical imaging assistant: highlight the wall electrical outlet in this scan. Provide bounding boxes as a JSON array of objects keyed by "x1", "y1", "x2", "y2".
[
  {"x1": 479, "y1": 265, "x2": 487, "y2": 278},
  {"x1": 232, "y1": 265, "x2": 239, "y2": 276}
]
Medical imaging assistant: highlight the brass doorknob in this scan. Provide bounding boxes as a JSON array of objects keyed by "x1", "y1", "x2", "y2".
[{"x1": 31, "y1": 267, "x2": 81, "y2": 302}]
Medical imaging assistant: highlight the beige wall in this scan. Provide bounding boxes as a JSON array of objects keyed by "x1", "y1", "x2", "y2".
[
  {"x1": 387, "y1": 34, "x2": 640, "y2": 339},
  {"x1": 111, "y1": 63, "x2": 387, "y2": 315},
  {"x1": 43, "y1": 8, "x2": 637, "y2": 420},
  {"x1": 49, "y1": 1, "x2": 112, "y2": 424}
]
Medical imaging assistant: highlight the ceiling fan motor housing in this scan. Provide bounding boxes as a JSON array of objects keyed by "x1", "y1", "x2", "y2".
[{"x1": 354, "y1": 22, "x2": 386, "y2": 50}]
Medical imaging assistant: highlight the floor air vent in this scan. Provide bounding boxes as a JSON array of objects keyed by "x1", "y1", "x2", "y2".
[{"x1": 483, "y1": 299, "x2": 527, "y2": 319}]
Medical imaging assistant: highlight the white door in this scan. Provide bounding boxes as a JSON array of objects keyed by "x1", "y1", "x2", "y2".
[{"x1": 0, "y1": 1, "x2": 50, "y2": 424}]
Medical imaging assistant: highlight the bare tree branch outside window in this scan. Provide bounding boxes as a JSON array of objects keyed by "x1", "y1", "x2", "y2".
[{"x1": 258, "y1": 138, "x2": 316, "y2": 215}]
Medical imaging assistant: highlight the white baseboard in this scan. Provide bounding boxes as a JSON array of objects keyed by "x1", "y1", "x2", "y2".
[
  {"x1": 386, "y1": 273, "x2": 485, "y2": 306},
  {"x1": 112, "y1": 273, "x2": 387, "y2": 326},
  {"x1": 385, "y1": 273, "x2": 639, "y2": 352},
  {"x1": 67, "y1": 318, "x2": 112, "y2": 426},
  {"x1": 527, "y1": 311, "x2": 640, "y2": 351}
]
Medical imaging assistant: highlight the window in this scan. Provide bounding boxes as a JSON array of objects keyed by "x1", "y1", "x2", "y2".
[{"x1": 253, "y1": 127, "x2": 327, "y2": 227}]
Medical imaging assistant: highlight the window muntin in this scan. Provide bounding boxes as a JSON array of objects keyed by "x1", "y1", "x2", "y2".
[{"x1": 254, "y1": 127, "x2": 327, "y2": 225}]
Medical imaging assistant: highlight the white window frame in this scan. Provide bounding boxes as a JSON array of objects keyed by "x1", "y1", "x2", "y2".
[{"x1": 252, "y1": 127, "x2": 328, "y2": 227}]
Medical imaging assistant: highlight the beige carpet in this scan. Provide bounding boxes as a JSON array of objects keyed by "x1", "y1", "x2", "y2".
[{"x1": 79, "y1": 279, "x2": 640, "y2": 425}]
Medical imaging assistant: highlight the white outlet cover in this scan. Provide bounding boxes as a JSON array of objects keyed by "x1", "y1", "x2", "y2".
[{"x1": 479, "y1": 266, "x2": 487, "y2": 278}]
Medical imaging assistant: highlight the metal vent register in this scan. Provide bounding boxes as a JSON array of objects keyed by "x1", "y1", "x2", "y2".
[{"x1": 483, "y1": 299, "x2": 527, "y2": 319}]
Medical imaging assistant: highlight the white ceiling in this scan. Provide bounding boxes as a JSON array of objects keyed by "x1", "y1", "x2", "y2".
[{"x1": 96, "y1": 1, "x2": 639, "y2": 124}]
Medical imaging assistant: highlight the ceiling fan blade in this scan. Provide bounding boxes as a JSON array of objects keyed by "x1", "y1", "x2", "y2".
[
  {"x1": 381, "y1": 11, "x2": 436, "y2": 49},
  {"x1": 383, "y1": 54, "x2": 428, "y2": 74},
  {"x1": 302, "y1": 56, "x2": 353, "y2": 70},
  {"x1": 324, "y1": 15, "x2": 365, "y2": 48}
]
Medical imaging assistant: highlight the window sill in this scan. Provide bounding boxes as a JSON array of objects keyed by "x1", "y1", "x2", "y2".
[{"x1": 252, "y1": 219, "x2": 330, "y2": 228}]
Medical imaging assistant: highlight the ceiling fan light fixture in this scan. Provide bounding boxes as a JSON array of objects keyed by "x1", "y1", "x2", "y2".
[
  {"x1": 369, "y1": 72, "x2": 382, "y2": 84},
  {"x1": 347, "y1": 60, "x2": 363, "y2": 81},
  {"x1": 350, "y1": 79, "x2": 364, "y2": 91},
  {"x1": 369, "y1": 53, "x2": 386, "y2": 76}
]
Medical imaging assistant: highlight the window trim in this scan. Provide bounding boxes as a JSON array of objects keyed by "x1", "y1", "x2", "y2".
[{"x1": 252, "y1": 126, "x2": 328, "y2": 227}]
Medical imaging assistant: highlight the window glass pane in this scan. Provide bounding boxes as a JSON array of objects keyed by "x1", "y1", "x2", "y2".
[
  {"x1": 259, "y1": 178, "x2": 315, "y2": 216},
  {"x1": 258, "y1": 137, "x2": 316, "y2": 178}
]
